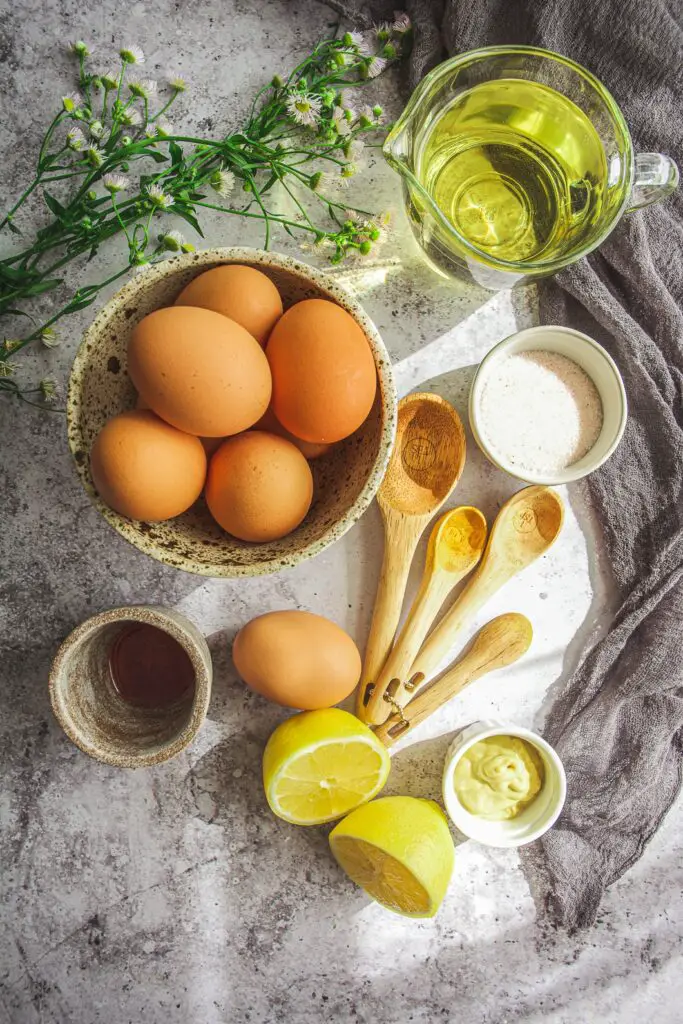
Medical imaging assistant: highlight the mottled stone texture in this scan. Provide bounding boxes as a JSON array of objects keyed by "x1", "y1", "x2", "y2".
[{"x1": 0, "y1": 2, "x2": 681, "y2": 1022}]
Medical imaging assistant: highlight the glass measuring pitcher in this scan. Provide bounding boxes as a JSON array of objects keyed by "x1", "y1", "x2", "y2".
[{"x1": 383, "y1": 46, "x2": 679, "y2": 290}]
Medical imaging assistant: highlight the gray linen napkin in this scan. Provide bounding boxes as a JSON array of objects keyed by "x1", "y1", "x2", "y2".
[{"x1": 326, "y1": 0, "x2": 683, "y2": 929}]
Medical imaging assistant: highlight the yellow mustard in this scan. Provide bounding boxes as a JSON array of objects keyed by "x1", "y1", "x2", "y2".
[{"x1": 453, "y1": 735, "x2": 544, "y2": 821}]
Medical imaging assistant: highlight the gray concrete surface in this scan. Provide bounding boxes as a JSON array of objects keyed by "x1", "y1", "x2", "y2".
[{"x1": 0, "y1": 2, "x2": 681, "y2": 1022}]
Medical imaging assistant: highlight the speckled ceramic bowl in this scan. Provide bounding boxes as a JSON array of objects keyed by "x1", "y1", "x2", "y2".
[
  {"x1": 67, "y1": 248, "x2": 397, "y2": 577},
  {"x1": 49, "y1": 605, "x2": 212, "y2": 768}
]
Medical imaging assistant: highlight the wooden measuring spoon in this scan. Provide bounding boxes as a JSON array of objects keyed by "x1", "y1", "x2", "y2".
[
  {"x1": 356, "y1": 393, "x2": 466, "y2": 721},
  {"x1": 364, "y1": 506, "x2": 487, "y2": 725},
  {"x1": 374, "y1": 613, "x2": 533, "y2": 747},
  {"x1": 406, "y1": 486, "x2": 563, "y2": 690}
]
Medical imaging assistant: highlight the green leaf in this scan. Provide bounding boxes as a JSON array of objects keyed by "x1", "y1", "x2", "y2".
[
  {"x1": 24, "y1": 277, "x2": 63, "y2": 296},
  {"x1": 259, "y1": 172, "x2": 278, "y2": 193},
  {"x1": 169, "y1": 141, "x2": 183, "y2": 167},
  {"x1": 173, "y1": 206, "x2": 204, "y2": 237},
  {"x1": 0, "y1": 264, "x2": 28, "y2": 282},
  {"x1": 67, "y1": 293, "x2": 98, "y2": 312},
  {"x1": 6, "y1": 220, "x2": 21, "y2": 235},
  {"x1": 3, "y1": 308, "x2": 36, "y2": 320},
  {"x1": 148, "y1": 150, "x2": 169, "y2": 164},
  {"x1": 43, "y1": 191, "x2": 67, "y2": 220}
]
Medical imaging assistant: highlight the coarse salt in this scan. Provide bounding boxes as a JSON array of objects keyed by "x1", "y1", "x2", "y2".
[{"x1": 477, "y1": 350, "x2": 603, "y2": 474}]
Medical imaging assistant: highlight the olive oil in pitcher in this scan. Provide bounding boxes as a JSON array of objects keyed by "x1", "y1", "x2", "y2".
[{"x1": 417, "y1": 79, "x2": 608, "y2": 263}]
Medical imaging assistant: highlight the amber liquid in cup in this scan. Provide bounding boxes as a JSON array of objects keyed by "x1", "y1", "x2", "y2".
[{"x1": 109, "y1": 623, "x2": 195, "y2": 708}]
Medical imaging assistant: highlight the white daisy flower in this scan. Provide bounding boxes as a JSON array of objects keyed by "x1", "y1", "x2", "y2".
[
  {"x1": 332, "y1": 107, "x2": 353, "y2": 136},
  {"x1": 89, "y1": 120, "x2": 105, "y2": 139},
  {"x1": 102, "y1": 173, "x2": 130, "y2": 192},
  {"x1": 344, "y1": 139, "x2": 365, "y2": 162},
  {"x1": 309, "y1": 171, "x2": 332, "y2": 192},
  {"x1": 120, "y1": 45, "x2": 145, "y2": 65},
  {"x1": 155, "y1": 116, "x2": 173, "y2": 137},
  {"x1": 210, "y1": 169, "x2": 235, "y2": 198},
  {"x1": 101, "y1": 69, "x2": 119, "y2": 91},
  {"x1": 66, "y1": 126, "x2": 86, "y2": 151},
  {"x1": 3, "y1": 338, "x2": 21, "y2": 353},
  {"x1": 145, "y1": 183, "x2": 174, "y2": 209},
  {"x1": 392, "y1": 12, "x2": 412, "y2": 33},
  {"x1": 366, "y1": 55, "x2": 387, "y2": 79},
  {"x1": 159, "y1": 229, "x2": 185, "y2": 252},
  {"x1": 41, "y1": 327, "x2": 60, "y2": 348},
  {"x1": 128, "y1": 79, "x2": 157, "y2": 99},
  {"x1": 285, "y1": 91, "x2": 322, "y2": 128},
  {"x1": 374, "y1": 21, "x2": 392, "y2": 41},
  {"x1": 120, "y1": 107, "x2": 142, "y2": 126},
  {"x1": 71, "y1": 40, "x2": 89, "y2": 56},
  {"x1": 358, "y1": 104, "x2": 383, "y2": 127},
  {"x1": 40, "y1": 377, "x2": 61, "y2": 402},
  {"x1": 85, "y1": 145, "x2": 104, "y2": 167},
  {"x1": 346, "y1": 31, "x2": 372, "y2": 55},
  {"x1": 62, "y1": 91, "x2": 83, "y2": 113},
  {"x1": 169, "y1": 76, "x2": 186, "y2": 92}
]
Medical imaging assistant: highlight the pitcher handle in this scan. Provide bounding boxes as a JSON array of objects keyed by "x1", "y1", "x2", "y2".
[{"x1": 627, "y1": 153, "x2": 679, "y2": 211}]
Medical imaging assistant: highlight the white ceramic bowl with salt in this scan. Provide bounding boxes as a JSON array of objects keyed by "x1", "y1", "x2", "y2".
[{"x1": 469, "y1": 325, "x2": 628, "y2": 485}]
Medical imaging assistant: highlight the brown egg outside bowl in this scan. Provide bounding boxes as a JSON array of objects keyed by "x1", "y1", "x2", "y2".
[{"x1": 67, "y1": 248, "x2": 397, "y2": 577}]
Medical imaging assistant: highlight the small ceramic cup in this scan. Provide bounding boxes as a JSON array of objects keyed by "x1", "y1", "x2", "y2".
[
  {"x1": 469, "y1": 325, "x2": 628, "y2": 485},
  {"x1": 442, "y1": 720, "x2": 566, "y2": 848},
  {"x1": 49, "y1": 605, "x2": 212, "y2": 768}
]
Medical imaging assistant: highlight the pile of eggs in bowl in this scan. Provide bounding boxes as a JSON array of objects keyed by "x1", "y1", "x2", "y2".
[{"x1": 90, "y1": 265, "x2": 378, "y2": 543}]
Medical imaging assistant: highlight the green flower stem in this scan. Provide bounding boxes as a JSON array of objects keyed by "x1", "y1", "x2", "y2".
[
  {"x1": 5, "y1": 264, "x2": 133, "y2": 359},
  {"x1": 0, "y1": 31, "x2": 402, "y2": 396},
  {"x1": 150, "y1": 92, "x2": 178, "y2": 122}
]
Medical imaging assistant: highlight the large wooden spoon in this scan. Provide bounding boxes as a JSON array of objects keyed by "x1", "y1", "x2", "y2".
[
  {"x1": 406, "y1": 486, "x2": 563, "y2": 690},
  {"x1": 356, "y1": 393, "x2": 466, "y2": 720},
  {"x1": 364, "y1": 505, "x2": 487, "y2": 725},
  {"x1": 374, "y1": 613, "x2": 532, "y2": 747}
]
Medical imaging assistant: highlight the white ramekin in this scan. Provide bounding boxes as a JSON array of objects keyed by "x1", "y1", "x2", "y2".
[
  {"x1": 442, "y1": 720, "x2": 567, "y2": 848},
  {"x1": 469, "y1": 325, "x2": 628, "y2": 485}
]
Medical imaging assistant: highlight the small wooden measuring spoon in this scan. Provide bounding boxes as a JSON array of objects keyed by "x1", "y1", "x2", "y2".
[
  {"x1": 356, "y1": 393, "x2": 466, "y2": 721},
  {"x1": 364, "y1": 506, "x2": 487, "y2": 725},
  {"x1": 407, "y1": 486, "x2": 563, "y2": 690},
  {"x1": 374, "y1": 613, "x2": 533, "y2": 747}
]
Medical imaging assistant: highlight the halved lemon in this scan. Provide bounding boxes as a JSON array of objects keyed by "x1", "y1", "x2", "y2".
[
  {"x1": 263, "y1": 708, "x2": 391, "y2": 826},
  {"x1": 330, "y1": 796, "x2": 455, "y2": 917}
]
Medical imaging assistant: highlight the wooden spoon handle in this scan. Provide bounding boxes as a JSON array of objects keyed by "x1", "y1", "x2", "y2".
[
  {"x1": 374, "y1": 613, "x2": 533, "y2": 747},
  {"x1": 355, "y1": 512, "x2": 428, "y2": 720},
  {"x1": 407, "y1": 566, "x2": 504, "y2": 688},
  {"x1": 373, "y1": 657, "x2": 480, "y2": 747},
  {"x1": 365, "y1": 572, "x2": 454, "y2": 725}
]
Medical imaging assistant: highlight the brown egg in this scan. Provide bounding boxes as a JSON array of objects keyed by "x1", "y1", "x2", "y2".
[
  {"x1": 128, "y1": 306, "x2": 271, "y2": 437},
  {"x1": 266, "y1": 298, "x2": 377, "y2": 444},
  {"x1": 254, "y1": 405, "x2": 332, "y2": 460},
  {"x1": 206, "y1": 431, "x2": 313, "y2": 542},
  {"x1": 233, "y1": 610, "x2": 361, "y2": 709},
  {"x1": 137, "y1": 393, "x2": 223, "y2": 455},
  {"x1": 90, "y1": 410, "x2": 207, "y2": 522},
  {"x1": 174, "y1": 265, "x2": 283, "y2": 346}
]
